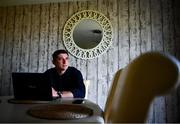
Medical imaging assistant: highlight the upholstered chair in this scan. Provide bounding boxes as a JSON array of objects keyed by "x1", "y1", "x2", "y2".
[{"x1": 104, "y1": 52, "x2": 180, "y2": 123}]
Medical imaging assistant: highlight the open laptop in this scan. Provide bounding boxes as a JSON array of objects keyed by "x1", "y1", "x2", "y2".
[{"x1": 11, "y1": 72, "x2": 53, "y2": 101}]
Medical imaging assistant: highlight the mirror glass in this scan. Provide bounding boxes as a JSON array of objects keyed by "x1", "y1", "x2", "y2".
[{"x1": 73, "y1": 19, "x2": 103, "y2": 49}]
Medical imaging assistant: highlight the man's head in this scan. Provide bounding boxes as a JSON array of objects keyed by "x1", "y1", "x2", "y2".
[{"x1": 52, "y1": 49, "x2": 69, "y2": 73}]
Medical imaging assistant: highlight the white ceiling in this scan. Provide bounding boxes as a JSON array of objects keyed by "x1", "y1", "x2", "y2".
[{"x1": 0, "y1": 0, "x2": 92, "y2": 6}]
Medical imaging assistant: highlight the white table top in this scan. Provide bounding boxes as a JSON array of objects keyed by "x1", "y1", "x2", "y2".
[{"x1": 0, "y1": 96, "x2": 104, "y2": 123}]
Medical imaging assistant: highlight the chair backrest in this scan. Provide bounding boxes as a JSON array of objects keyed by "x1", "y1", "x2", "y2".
[
  {"x1": 105, "y1": 52, "x2": 180, "y2": 123},
  {"x1": 104, "y1": 69, "x2": 122, "y2": 121},
  {"x1": 84, "y1": 80, "x2": 90, "y2": 99}
]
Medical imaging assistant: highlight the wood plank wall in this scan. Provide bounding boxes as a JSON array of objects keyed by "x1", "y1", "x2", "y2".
[{"x1": 0, "y1": 0, "x2": 180, "y2": 122}]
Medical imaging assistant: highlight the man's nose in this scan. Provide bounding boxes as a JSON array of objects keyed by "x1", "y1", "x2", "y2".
[{"x1": 62, "y1": 59, "x2": 66, "y2": 64}]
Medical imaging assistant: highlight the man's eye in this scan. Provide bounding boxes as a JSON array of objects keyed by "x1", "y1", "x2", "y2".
[{"x1": 58, "y1": 58, "x2": 63, "y2": 61}]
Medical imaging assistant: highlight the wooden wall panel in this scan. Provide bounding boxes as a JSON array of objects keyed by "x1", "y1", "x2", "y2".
[
  {"x1": 0, "y1": 7, "x2": 7, "y2": 95},
  {"x1": 10, "y1": 6, "x2": 23, "y2": 94},
  {"x1": 2, "y1": 7, "x2": 15, "y2": 95},
  {"x1": 58, "y1": 2, "x2": 68, "y2": 49},
  {"x1": 48, "y1": 3, "x2": 59, "y2": 69},
  {"x1": 29, "y1": 5, "x2": 40, "y2": 72},
  {"x1": 129, "y1": 0, "x2": 141, "y2": 61},
  {"x1": 139, "y1": 0, "x2": 151, "y2": 53},
  {"x1": 163, "y1": 0, "x2": 175, "y2": 54},
  {"x1": 0, "y1": 0, "x2": 179, "y2": 122},
  {"x1": 118, "y1": 0, "x2": 130, "y2": 68},
  {"x1": 12, "y1": 6, "x2": 23, "y2": 73},
  {"x1": 19, "y1": 5, "x2": 31, "y2": 72},
  {"x1": 151, "y1": 0, "x2": 163, "y2": 51},
  {"x1": 38, "y1": 4, "x2": 49, "y2": 72},
  {"x1": 174, "y1": 0, "x2": 180, "y2": 60}
]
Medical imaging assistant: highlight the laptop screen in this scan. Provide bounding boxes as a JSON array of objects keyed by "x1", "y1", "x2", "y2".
[{"x1": 12, "y1": 72, "x2": 52, "y2": 101}]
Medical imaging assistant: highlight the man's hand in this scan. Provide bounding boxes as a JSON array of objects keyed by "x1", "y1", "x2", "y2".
[
  {"x1": 61, "y1": 91, "x2": 74, "y2": 98},
  {"x1": 51, "y1": 87, "x2": 58, "y2": 97},
  {"x1": 51, "y1": 87, "x2": 73, "y2": 98}
]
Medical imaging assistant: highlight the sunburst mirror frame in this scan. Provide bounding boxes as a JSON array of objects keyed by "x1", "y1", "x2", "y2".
[{"x1": 63, "y1": 10, "x2": 113, "y2": 59}]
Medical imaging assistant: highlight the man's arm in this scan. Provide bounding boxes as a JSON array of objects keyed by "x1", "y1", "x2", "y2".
[
  {"x1": 70, "y1": 70, "x2": 85, "y2": 98},
  {"x1": 52, "y1": 87, "x2": 73, "y2": 98},
  {"x1": 61, "y1": 91, "x2": 74, "y2": 97}
]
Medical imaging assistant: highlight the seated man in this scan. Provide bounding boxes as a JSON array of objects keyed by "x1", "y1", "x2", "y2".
[{"x1": 44, "y1": 49, "x2": 85, "y2": 98}]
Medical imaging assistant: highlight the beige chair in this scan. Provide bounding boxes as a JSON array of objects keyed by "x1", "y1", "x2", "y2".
[
  {"x1": 104, "y1": 69, "x2": 122, "y2": 121},
  {"x1": 104, "y1": 52, "x2": 180, "y2": 123},
  {"x1": 84, "y1": 80, "x2": 90, "y2": 99}
]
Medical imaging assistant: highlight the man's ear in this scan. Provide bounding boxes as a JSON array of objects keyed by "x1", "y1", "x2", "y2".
[{"x1": 52, "y1": 60, "x2": 55, "y2": 65}]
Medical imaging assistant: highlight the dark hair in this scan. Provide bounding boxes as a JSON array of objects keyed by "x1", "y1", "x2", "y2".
[{"x1": 52, "y1": 49, "x2": 69, "y2": 60}]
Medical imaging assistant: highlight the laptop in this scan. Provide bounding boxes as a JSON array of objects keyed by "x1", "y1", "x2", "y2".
[{"x1": 11, "y1": 72, "x2": 53, "y2": 101}]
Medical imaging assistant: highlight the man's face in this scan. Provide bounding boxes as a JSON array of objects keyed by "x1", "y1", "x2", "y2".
[{"x1": 53, "y1": 53, "x2": 69, "y2": 71}]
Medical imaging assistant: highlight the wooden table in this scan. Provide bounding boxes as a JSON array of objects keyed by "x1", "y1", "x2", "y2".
[{"x1": 0, "y1": 96, "x2": 103, "y2": 123}]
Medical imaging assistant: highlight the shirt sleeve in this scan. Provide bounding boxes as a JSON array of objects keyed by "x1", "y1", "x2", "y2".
[
  {"x1": 71, "y1": 70, "x2": 86, "y2": 98},
  {"x1": 43, "y1": 68, "x2": 58, "y2": 91}
]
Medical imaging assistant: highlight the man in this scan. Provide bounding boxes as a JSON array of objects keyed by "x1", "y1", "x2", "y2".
[{"x1": 44, "y1": 49, "x2": 85, "y2": 98}]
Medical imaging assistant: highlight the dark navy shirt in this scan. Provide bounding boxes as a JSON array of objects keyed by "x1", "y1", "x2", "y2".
[{"x1": 44, "y1": 67, "x2": 85, "y2": 98}]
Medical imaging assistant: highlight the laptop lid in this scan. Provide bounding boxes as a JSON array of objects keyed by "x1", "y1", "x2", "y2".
[{"x1": 12, "y1": 72, "x2": 52, "y2": 101}]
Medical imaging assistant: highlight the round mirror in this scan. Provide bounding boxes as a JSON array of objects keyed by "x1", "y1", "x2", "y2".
[
  {"x1": 63, "y1": 10, "x2": 113, "y2": 59},
  {"x1": 73, "y1": 19, "x2": 103, "y2": 49}
]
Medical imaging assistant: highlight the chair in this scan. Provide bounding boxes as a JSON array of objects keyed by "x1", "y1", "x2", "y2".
[
  {"x1": 104, "y1": 52, "x2": 180, "y2": 123},
  {"x1": 84, "y1": 80, "x2": 90, "y2": 99}
]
